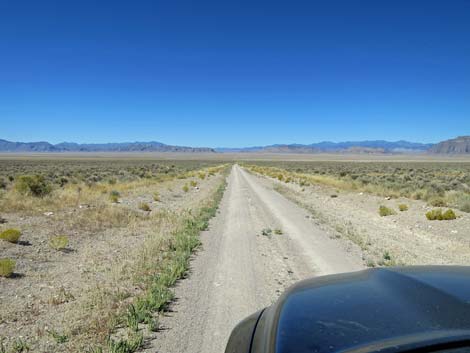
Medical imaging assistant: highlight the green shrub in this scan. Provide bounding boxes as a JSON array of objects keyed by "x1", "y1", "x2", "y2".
[
  {"x1": 0, "y1": 229, "x2": 21, "y2": 243},
  {"x1": 190, "y1": 180, "x2": 197, "y2": 187},
  {"x1": 274, "y1": 228, "x2": 283, "y2": 235},
  {"x1": 0, "y1": 258, "x2": 15, "y2": 277},
  {"x1": 182, "y1": 184, "x2": 189, "y2": 193},
  {"x1": 398, "y1": 204, "x2": 409, "y2": 212},
  {"x1": 426, "y1": 208, "x2": 457, "y2": 221},
  {"x1": 15, "y1": 175, "x2": 52, "y2": 197},
  {"x1": 138, "y1": 202, "x2": 151, "y2": 212},
  {"x1": 379, "y1": 206, "x2": 396, "y2": 217},
  {"x1": 49, "y1": 235, "x2": 69, "y2": 251}
]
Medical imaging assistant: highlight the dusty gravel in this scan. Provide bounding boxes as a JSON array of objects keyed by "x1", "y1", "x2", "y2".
[{"x1": 150, "y1": 165, "x2": 363, "y2": 353}]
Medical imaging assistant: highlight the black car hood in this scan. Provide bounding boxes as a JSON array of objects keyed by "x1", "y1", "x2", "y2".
[{"x1": 250, "y1": 266, "x2": 470, "y2": 353}]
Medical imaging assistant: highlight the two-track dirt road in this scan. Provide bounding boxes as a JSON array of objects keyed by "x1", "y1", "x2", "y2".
[{"x1": 150, "y1": 165, "x2": 363, "y2": 353}]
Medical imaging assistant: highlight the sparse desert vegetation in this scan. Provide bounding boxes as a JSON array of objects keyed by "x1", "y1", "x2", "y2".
[
  {"x1": 246, "y1": 160, "x2": 470, "y2": 268},
  {"x1": 0, "y1": 156, "x2": 228, "y2": 352},
  {"x1": 245, "y1": 161, "x2": 470, "y2": 212}
]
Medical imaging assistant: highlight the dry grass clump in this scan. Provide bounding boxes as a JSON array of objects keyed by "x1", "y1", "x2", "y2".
[
  {"x1": 426, "y1": 209, "x2": 457, "y2": 221},
  {"x1": 66, "y1": 204, "x2": 141, "y2": 232},
  {"x1": 0, "y1": 228, "x2": 21, "y2": 243},
  {"x1": 138, "y1": 202, "x2": 151, "y2": 212},
  {"x1": 49, "y1": 235, "x2": 69, "y2": 251},
  {"x1": 428, "y1": 197, "x2": 447, "y2": 207},
  {"x1": 379, "y1": 206, "x2": 396, "y2": 217},
  {"x1": 152, "y1": 192, "x2": 160, "y2": 202},
  {"x1": 0, "y1": 258, "x2": 16, "y2": 277}
]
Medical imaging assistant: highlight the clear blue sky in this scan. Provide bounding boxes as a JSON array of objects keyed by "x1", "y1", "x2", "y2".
[{"x1": 1, "y1": 0, "x2": 469, "y2": 147}]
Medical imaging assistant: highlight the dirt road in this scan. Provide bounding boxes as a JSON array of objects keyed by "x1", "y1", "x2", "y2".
[{"x1": 150, "y1": 165, "x2": 363, "y2": 353}]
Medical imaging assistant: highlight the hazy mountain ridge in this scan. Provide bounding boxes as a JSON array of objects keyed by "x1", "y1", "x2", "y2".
[
  {"x1": 216, "y1": 140, "x2": 434, "y2": 154},
  {"x1": 2, "y1": 137, "x2": 470, "y2": 154},
  {"x1": 430, "y1": 136, "x2": 470, "y2": 154},
  {"x1": 0, "y1": 139, "x2": 215, "y2": 153}
]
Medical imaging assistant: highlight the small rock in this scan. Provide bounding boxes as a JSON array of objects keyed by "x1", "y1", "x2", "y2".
[
  {"x1": 385, "y1": 196, "x2": 391, "y2": 200},
  {"x1": 44, "y1": 212, "x2": 54, "y2": 216},
  {"x1": 451, "y1": 230, "x2": 458, "y2": 234}
]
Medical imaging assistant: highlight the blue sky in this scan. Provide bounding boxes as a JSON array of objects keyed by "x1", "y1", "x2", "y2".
[{"x1": 1, "y1": 0, "x2": 469, "y2": 147}]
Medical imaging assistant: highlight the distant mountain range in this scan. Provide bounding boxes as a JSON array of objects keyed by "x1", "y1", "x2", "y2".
[
  {"x1": 0, "y1": 139, "x2": 215, "y2": 153},
  {"x1": 430, "y1": 136, "x2": 470, "y2": 154},
  {"x1": 216, "y1": 140, "x2": 435, "y2": 154},
  {"x1": 1, "y1": 137, "x2": 469, "y2": 154}
]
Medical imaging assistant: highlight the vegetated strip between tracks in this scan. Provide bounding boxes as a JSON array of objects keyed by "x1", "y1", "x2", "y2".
[{"x1": 150, "y1": 164, "x2": 363, "y2": 353}]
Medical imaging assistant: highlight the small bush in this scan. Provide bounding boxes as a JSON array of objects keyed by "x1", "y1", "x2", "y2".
[
  {"x1": 398, "y1": 204, "x2": 409, "y2": 212},
  {"x1": 274, "y1": 228, "x2": 283, "y2": 235},
  {"x1": 0, "y1": 229, "x2": 21, "y2": 243},
  {"x1": 182, "y1": 184, "x2": 189, "y2": 193},
  {"x1": 460, "y1": 201, "x2": 470, "y2": 213},
  {"x1": 0, "y1": 258, "x2": 16, "y2": 277},
  {"x1": 261, "y1": 228, "x2": 272, "y2": 237},
  {"x1": 153, "y1": 192, "x2": 160, "y2": 202},
  {"x1": 383, "y1": 251, "x2": 392, "y2": 261},
  {"x1": 109, "y1": 190, "x2": 120, "y2": 203},
  {"x1": 379, "y1": 206, "x2": 396, "y2": 217},
  {"x1": 49, "y1": 235, "x2": 69, "y2": 251},
  {"x1": 15, "y1": 175, "x2": 52, "y2": 197},
  {"x1": 138, "y1": 202, "x2": 151, "y2": 212},
  {"x1": 426, "y1": 209, "x2": 457, "y2": 221},
  {"x1": 428, "y1": 197, "x2": 447, "y2": 207},
  {"x1": 443, "y1": 209, "x2": 457, "y2": 220},
  {"x1": 190, "y1": 180, "x2": 197, "y2": 187},
  {"x1": 198, "y1": 172, "x2": 206, "y2": 180},
  {"x1": 330, "y1": 194, "x2": 338, "y2": 198}
]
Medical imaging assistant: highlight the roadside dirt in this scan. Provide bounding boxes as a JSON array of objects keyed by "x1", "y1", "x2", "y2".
[
  {"x1": 150, "y1": 165, "x2": 363, "y2": 353},
  {"x1": 0, "y1": 173, "x2": 223, "y2": 352}
]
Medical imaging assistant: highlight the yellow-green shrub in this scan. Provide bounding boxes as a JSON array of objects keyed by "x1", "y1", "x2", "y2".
[
  {"x1": 0, "y1": 229, "x2": 21, "y2": 243},
  {"x1": 379, "y1": 206, "x2": 396, "y2": 217},
  {"x1": 15, "y1": 175, "x2": 52, "y2": 197},
  {"x1": 426, "y1": 209, "x2": 457, "y2": 221},
  {"x1": 49, "y1": 235, "x2": 69, "y2": 251},
  {"x1": 0, "y1": 258, "x2": 16, "y2": 277},
  {"x1": 398, "y1": 204, "x2": 409, "y2": 212},
  {"x1": 182, "y1": 184, "x2": 189, "y2": 193}
]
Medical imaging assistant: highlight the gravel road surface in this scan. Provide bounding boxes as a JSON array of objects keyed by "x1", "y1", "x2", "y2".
[{"x1": 150, "y1": 165, "x2": 363, "y2": 353}]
